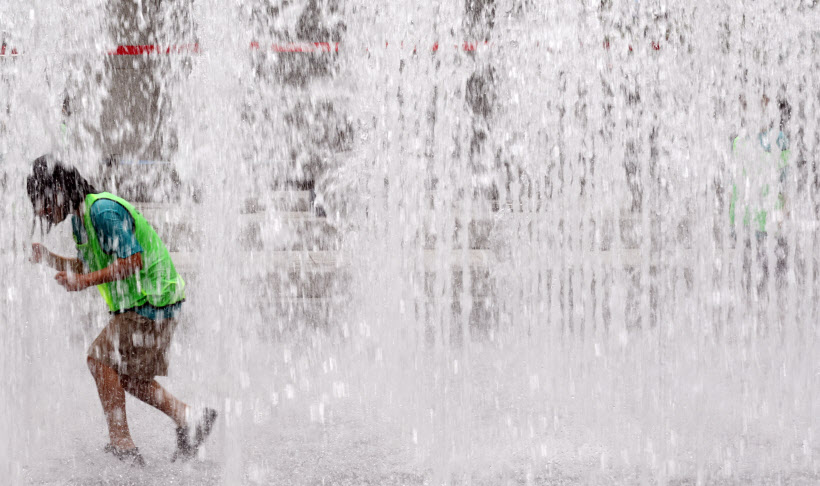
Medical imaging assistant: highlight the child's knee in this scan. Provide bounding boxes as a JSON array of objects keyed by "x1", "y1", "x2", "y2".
[
  {"x1": 118, "y1": 374, "x2": 132, "y2": 390},
  {"x1": 119, "y1": 374, "x2": 146, "y2": 392}
]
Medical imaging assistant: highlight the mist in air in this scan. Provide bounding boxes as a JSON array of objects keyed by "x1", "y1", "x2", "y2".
[{"x1": 1, "y1": 1, "x2": 819, "y2": 484}]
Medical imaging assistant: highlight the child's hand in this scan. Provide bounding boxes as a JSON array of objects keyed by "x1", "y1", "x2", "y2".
[
  {"x1": 55, "y1": 271, "x2": 89, "y2": 292},
  {"x1": 30, "y1": 243, "x2": 47, "y2": 264}
]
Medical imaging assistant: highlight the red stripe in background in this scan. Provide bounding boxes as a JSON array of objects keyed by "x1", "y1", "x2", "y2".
[
  {"x1": 0, "y1": 44, "x2": 20, "y2": 55},
  {"x1": 107, "y1": 44, "x2": 201, "y2": 55},
  {"x1": 1, "y1": 41, "x2": 662, "y2": 56}
]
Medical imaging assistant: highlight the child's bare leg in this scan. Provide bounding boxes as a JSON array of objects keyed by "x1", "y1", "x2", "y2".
[
  {"x1": 119, "y1": 376, "x2": 190, "y2": 428},
  {"x1": 87, "y1": 356, "x2": 136, "y2": 450}
]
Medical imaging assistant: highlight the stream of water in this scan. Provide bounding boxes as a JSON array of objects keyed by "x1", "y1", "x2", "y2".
[{"x1": 1, "y1": 2, "x2": 819, "y2": 484}]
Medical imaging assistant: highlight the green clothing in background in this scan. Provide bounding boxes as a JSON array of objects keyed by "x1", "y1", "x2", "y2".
[{"x1": 729, "y1": 130, "x2": 789, "y2": 233}]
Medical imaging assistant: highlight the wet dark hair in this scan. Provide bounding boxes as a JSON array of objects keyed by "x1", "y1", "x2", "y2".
[
  {"x1": 62, "y1": 96, "x2": 71, "y2": 118},
  {"x1": 778, "y1": 97, "x2": 791, "y2": 130},
  {"x1": 27, "y1": 155, "x2": 98, "y2": 232}
]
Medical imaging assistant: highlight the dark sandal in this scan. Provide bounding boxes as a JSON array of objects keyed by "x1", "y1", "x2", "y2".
[
  {"x1": 171, "y1": 408, "x2": 218, "y2": 462},
  {"x1": 104, "y1": 444, "x2": 146, "y2": 467}
]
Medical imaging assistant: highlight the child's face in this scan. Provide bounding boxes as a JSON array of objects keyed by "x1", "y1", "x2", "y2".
[
  {"x1": 759, "y1": 95, "x2": 776, "y2": 132},
  {"x1": 33, "y1": 193, "x2": 67, "y2": 225}
]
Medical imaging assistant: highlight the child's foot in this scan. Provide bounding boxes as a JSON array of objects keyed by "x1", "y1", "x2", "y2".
[
  {"x1": 104, "y1": 444, "x2": 146, "y2": 467},
  {"x1": 171, "y1": 408, "x2": 218, "y2": 462}
]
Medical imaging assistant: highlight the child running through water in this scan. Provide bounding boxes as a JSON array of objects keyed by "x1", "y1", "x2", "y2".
[{"x1": 26, "y1": 155, "x2": 216, "y2": 467}]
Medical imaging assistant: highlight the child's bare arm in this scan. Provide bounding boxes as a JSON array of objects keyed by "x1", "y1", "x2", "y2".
[
  {"x1": 31, "y1": 243, "x2": 84, "y2": 274},
  {"x1": 55, "y1": 253, "x2": 142, "y2": 292}
]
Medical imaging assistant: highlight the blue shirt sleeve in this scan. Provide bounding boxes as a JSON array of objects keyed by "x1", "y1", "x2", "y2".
[{"x1": 89, "y1": 199, "x2": 143, "y2": 259}]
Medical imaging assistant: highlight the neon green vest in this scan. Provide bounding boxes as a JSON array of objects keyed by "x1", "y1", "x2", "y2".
[{"x1": 74, "y1": 192, "x2": 185, "y2": 313}]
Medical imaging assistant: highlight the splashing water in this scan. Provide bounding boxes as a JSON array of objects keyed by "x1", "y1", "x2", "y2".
[{"x1": 1, "y1": 1, "x2": 819, "y2": 485}]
